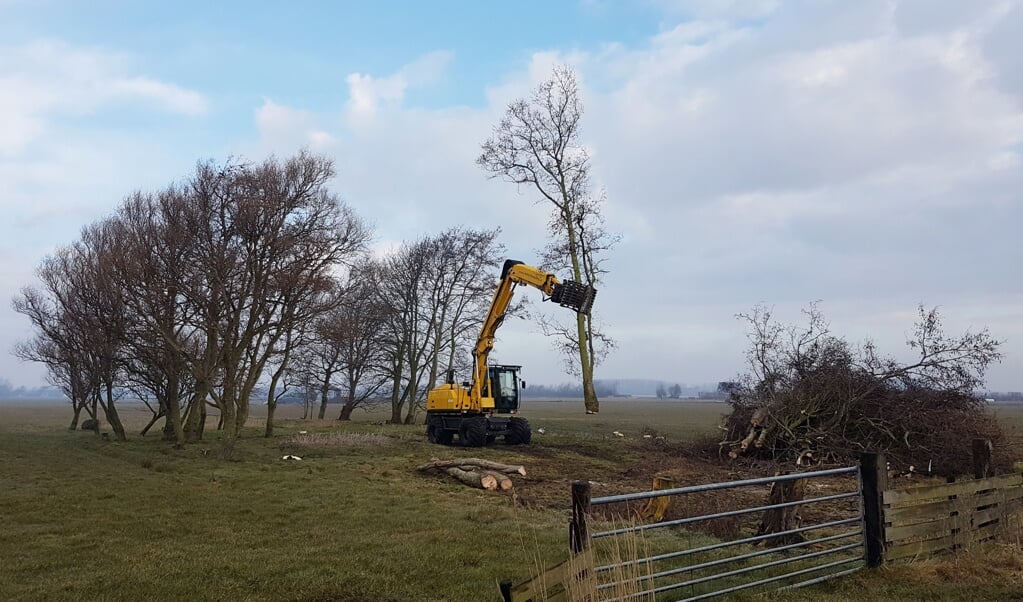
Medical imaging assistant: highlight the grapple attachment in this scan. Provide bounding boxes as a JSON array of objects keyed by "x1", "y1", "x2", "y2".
[{"x1": 551, "y1": 280, "x2": 597, "y2": 315}]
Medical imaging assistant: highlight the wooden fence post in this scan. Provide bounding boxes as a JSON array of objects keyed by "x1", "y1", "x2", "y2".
[
  {"x1": 860, "y1": 452, "x2": 889, "y2": 567},
  {"x1": 973, "y1": 438, "x2": 993, "y2": 479},
  {"x1": 570, "y1": 480, "x2": 592, "y2": 553}
]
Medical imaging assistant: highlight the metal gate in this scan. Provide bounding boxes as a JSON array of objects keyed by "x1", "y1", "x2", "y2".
[{"x1": 572, "y1": 466, "x2": 865, "y2": 601}]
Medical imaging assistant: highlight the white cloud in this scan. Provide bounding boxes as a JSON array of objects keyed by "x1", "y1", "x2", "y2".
[
  {"x1": 254, "y1": 99, "x2": 336, "y2": 153},
  {"x1": 109, "y1": 77, "x2": 207, "y2": 115},
  {"x1": 344, "y1": 50, "x2": 453, "y2": 125},
  {"x1": 0, "y1": 39, "x2": 208, "y2": 155},
  {"x1": 650, "y1": 0, "x2": 779, "y2": 20}
]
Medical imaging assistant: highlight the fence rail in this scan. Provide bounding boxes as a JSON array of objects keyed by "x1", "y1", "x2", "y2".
[{"x1": 882, "y1": 472, "x2": 1023, "y2": 561}]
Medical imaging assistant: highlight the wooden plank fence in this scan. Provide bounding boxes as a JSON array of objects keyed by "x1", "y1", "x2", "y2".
[{"x1": 882, "y1": 472, "x2": 1023, "y2": 561}]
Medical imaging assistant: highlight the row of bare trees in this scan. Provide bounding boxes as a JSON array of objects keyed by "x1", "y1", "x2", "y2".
[
  {"x1": 13, "y1": 152, "x2": 506, "y2": 452},
  {"x1": 279, "y1": 228, "x2": 505, "y2": 429}
]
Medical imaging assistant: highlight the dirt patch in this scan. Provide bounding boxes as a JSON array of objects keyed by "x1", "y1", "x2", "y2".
[{"x1": 507, "y1": 434, "x2": 871, "y2": 544}]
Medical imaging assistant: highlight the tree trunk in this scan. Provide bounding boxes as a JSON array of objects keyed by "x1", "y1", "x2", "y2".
[
  {"x1": 165, "y1": 395, "x2": 185, "y2": 447},
  {"x1": 184, "y1": 381, "x2": 208, "y2": 443},
  {"x1": 140, "y1": 410, "x2": 164, "y2": 436},
  {"x1": 317, "y1": 386, "x2": 329, "y2": 420},
  {"x1": 68, "y1": 403, "x2": 83, "y2": 431},
  {"x1": 417, "y1": 458, "x2": 526, "y2": 476},
  {"x1": 234, "y1": 398, "x2": 249, "y2": 436},
  {"x1": 403, "y1": 397, "x2": 418, "y2": 424},
  {"x1": 446, "y1": 467, "x2": 499, "y2": 490},
  {"x1": 338, "y1": 401, "x2": 355, "y2": 421},
  {"x1": 389, "y1": 374, "x2": 405, "y2": 424},
  {"x1": 90, "y1": 395, "x2": 101, "y2": 435},
  {"x1": 219, "y1": 401, "x2": 237, "y2": 459},
  {"x1": 103, "y1": 381, "x2": 127, "y2": 441},
  {"x1": 756, "y1": 476, "x2": 806, "y2": 547},
  {"x1": 265, "y1": 398, "x2": 277, "y2": 438},
  {"x1": 566, "y1": 218, "x2": 598, "y2": 414}
]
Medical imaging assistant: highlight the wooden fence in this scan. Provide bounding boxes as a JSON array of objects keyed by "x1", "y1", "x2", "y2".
[{"x1": 882, "y1": 472, "x2": 1023, "y2": 560}]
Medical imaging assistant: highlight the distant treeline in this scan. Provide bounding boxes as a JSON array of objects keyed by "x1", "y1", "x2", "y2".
[
  {"x1": 520, "y1": 379, "x2": 721, "y2": 399},
  {"x1": 0, "y1": 379, "x2": 61, "y2": 399},
  {"x1": 521, "y1": 381, "x2": 620, "y2": 399},
  {"x1": 985, "y1": 391, "x2": 1023, "y2": 402}
]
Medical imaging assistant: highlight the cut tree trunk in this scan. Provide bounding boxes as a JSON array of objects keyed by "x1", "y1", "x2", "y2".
[
  {"x1": 417, "y1": 458, "x2": 526, "y2": 476},
  {"x1": 447, "y1": 467, "x2": 499, "y2": 490},
  {"x1": 417, "y1": 458, "x2": 524, "y2": 491},
  {"x1": 482, "y1": 470, "x2": 514, "y2": 491},
  {"x1": 756, "y1": 474, "x2": 806, "y2": 547}
]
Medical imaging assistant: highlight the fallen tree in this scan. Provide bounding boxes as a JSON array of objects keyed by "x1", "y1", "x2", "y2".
[
  {"x1": 417, "y1": 458, "x2": 525, "y2": 491},
  {"x1": 721, "y1": 304, "x2": 1002, "y2": 475}
]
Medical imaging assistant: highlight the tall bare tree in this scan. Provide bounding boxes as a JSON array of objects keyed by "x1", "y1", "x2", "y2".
[
  {"x1": 478, "y1": 65, "x2": 612, "y2": 413},
  {"x1": 14, "y1": 237, "x2": 129, "y2": 440},
  {"x1": 177, "y1": 152, "x2": 368, "y2": 452},
  {"x1": 324, "y1": 262, "x2": 390, "y2": 421},
  {"x1": 423, "y1": 227, "x2": 505, "y2": 392},
  {"x1": 377, "y1": 239, "x2": 436, "y2": 424}
]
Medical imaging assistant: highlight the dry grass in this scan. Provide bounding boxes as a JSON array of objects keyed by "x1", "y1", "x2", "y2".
[{"x1": 284, "y1": 432, "x2": 396, "y2": 447}]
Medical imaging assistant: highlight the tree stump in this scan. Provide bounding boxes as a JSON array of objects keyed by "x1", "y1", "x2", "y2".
[{"x1": 756, "y1": 475, "x2": 806, "y2": 547}]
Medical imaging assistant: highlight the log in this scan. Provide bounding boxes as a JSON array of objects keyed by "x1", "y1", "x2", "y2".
[
  {"x1": 482, "y1": 470, "x2": 514, "y2": 491},
  {"x1": 445, "y1": 467, "x2": 499, "y2": 491},
  {"x1": 417, "y1": 458, "x2": 526, "y2": 477}
]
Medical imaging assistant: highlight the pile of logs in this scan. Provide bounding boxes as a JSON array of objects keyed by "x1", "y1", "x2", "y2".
[{"x1": 417, "y1": 458, "x2": 526, "y2": 491}]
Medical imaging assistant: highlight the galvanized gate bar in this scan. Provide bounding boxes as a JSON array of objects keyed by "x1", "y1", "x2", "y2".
[
  {"x1": 591, "y1": 466, "x2": 859, "y2": 505},
  {"x1": 777, "y1": 565, "x2": 864, "y2": 591},
  {"x1": 597, "y1": 528, "x2": 863, "y2": 589},
  {"x1": 637, "y1": 542, "x2": 861, "y2": 596},
  {"x1": 596, "y1": 518, "x2": 861, "y2": 573},
  {"x1": 672, "y1": 556, "x2": 863, "y2": 602},
  {"x1": 593, "y1": 490, "x2": 860, "y2": 538}
]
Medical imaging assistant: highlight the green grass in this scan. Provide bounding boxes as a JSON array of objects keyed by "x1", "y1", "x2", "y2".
[{"x1": 1, "y1": 399, "x2": 1022, "y2": 601}]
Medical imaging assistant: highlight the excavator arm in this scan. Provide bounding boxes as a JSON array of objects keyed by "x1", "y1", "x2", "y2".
[{"x1": 470, "y1": 260, "x2": 596, "y2": 401}]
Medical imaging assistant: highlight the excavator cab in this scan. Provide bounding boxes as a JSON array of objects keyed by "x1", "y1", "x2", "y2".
[{"x1": 487, "y1": 365, "x2": 522, "y2": 414}]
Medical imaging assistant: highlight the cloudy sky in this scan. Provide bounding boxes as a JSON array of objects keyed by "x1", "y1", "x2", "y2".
[{"x1": 1, "y1": 0, "x2": 1021, "y2": 392}]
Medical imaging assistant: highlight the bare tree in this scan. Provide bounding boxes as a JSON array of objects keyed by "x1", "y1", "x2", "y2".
[
  {"x1": 12, "y1": 290, "x2": 99, "y2": 430},
  {"x1": 183, "y1": 152, "x2": 369, "y2": 453},
  {"x1": 422, "y1": 227, "x2": 505, "y2": 392},
  {"x1": 376, "y1": 239, "x2": 437, "y2": 424},
  {"x1": 105, "y1": 187, "x2": 205, "y2": 445},
  {"x1": 373, "y1": 230, "x2": 504, "y2": 425},
  {"x1": 324, "y1": 262, "x2": 390, "y2": 421},
  {"x1": 16, "y1": 234, "x2": 132, "y2": 440},
  {"x1": 478, "y1": 65, "x2": 612, "y2": 414}
]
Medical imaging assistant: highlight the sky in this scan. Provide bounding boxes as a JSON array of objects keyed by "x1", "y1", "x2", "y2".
[{"x1": 1, "y1": 0, "x2": 1021, "y2": 392}]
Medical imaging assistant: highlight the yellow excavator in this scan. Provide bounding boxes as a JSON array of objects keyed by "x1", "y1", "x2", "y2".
[{"x1": 425, "y1": 259, "x2": 596, "y2": 446}]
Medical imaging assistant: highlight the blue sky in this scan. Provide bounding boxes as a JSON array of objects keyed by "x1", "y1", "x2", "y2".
[{"x1": 2, "y1": 0, "x2": 1022, "y2": 391}]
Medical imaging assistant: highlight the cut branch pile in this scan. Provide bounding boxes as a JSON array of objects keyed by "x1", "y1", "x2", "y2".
[{"x1": 417, "y1": 458, "x2": 526, "y2": 491}]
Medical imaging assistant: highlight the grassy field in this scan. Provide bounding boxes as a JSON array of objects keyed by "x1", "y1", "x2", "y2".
[{"x1": 2, "y1": 398, "x2": 1023, "y2": 601}]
